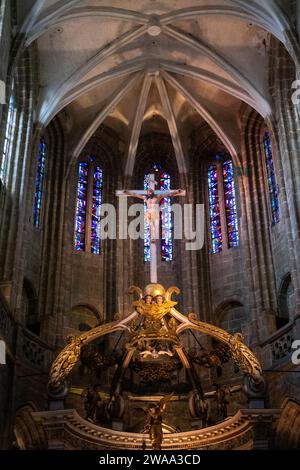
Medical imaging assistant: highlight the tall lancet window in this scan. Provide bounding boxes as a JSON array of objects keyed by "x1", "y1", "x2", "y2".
[
  {"x1": 263, "y1": 132, "x2": 279, "y2": 225},
  {"x1": 74, "y1": 162, "x2": 89, "y2": 251},
  {"x1": 143, "y1": 175, "x2": 151, "y2": 262},
  {"x1": 208, "y1": 164, "x2": 222, "y2": 254},
  {"x1": 91, "y1": 166, "x2": 103, "y2": 255},
  {"x1": 33, "y1": 137, "x2": 46, "y2": 227},
  {"x1": 144, "y1": 165, "x2": 173, "y2": 262},
  {"x1": 160, "y1": 171, "x2": 173, "y2": 262},
  {"x1": 223, "y1": 160, "x2": 239, "y2": 248},
  {"x1": 1, "y1": 81, "x2": 16, "y2": 183},
  {"x1": 208, "y1": 156, "x2": 239, "y2": 253},
  {"x1": 74, "y1": 156, "x2": 103, "y2": 254}
]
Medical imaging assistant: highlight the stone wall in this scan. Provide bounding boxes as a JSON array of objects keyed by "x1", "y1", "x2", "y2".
[{"x1": 0, "y1": 0, "x2": 12, "y2": 123}]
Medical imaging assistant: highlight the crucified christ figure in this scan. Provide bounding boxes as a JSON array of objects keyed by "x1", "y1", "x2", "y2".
[
  {"x1": 116, "y1": 176, "x2": 185, "y2": 282},
  {"x1": 121, "y1": 187, "x2": 185, "y2": 241}
]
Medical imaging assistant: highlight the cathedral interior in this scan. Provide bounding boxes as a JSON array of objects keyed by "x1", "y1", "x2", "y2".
[{"x1": 0, "y1": 0, "x2": 300, "y2": 451}]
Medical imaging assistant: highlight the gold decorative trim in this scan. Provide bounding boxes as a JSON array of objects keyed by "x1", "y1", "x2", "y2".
[
  {"x1": 49, "y1": 312, "x2": 138, "y2": 386},
  {"x1": 49, "y1": 285, "x2": 262, "y2": 387},
  {"x1": 32, "y1": 409, "x2": 253, "y2": 450}
]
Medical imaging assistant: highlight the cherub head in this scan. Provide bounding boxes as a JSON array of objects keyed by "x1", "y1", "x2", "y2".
[
  {"x1": 154, "y1": 295, "x2": 164, "y2": 306},
  {"x1": 144, "y1": 295, "x2": 153, "y2": 305}
]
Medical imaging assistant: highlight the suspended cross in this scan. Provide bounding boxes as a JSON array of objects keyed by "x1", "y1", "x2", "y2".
[{"x1": 116, "y1": 175, "x2": 185, "y2": 283}]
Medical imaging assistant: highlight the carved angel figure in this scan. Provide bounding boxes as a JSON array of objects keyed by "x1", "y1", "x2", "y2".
[
  {"x1": 133, "y1": 298, "x2": 177, "y2": 320},
  {"x1": 143, "y1": 393, "x2": 174, "y2": 450}
]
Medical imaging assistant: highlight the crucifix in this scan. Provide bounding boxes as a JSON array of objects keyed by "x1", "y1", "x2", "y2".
[{"x1": 116, "y1": 175, "x2": 185, "y2": 283}]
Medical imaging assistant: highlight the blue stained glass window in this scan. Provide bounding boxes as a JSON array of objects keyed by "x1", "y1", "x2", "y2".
[
  {"x1": 208, "y1": 164, "x2": 222, "y2": 253},
  {"x1": 222, "y1": 160, "x2": 239, "y2": 248},
  {"x1": 160, "y1": 171, "x2": 173, "y2": 261},
  {"x1": 143, "y1": 174, "x2": 151, "y2": 262},
  {"x1": 33, "y1": 137, "x2": 46, "y2": 227},
  {"x1": 1, "y1": 86, "x2": 16, "y2": 183},
  {"x1": 91, "y1": 165, "x2": 103, "y2": 254},
  {"x1": 144, "y1": 167, "x2": 173, "y2": 262},
  {"x1": 74, "y1": 162, "x2": 88, "y2": 251},
  {"x1": 264, "y1": 132, "x2": 279, "y2": 224}
]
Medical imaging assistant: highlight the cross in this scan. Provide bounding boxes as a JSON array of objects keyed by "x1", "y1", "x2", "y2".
[{"x1": 116, "y1": 175, "x2": 185, "y2": 283}]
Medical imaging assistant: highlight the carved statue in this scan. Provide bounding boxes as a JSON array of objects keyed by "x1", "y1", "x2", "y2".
[
  {"x1": 122, "y1": 188, "x2": 184, "y2": 240},
  {"x1": 81, "y1": 385, "x2": 101, "y2": 422},
  {"x1": 143, "y1": 394, "x2": 174, "y2": 450},
  {"x1": 214, "y1": 384, "x2": 230, "y2": 420}
]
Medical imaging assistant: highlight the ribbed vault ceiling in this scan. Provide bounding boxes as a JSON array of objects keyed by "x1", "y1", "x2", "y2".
[{"x1": 17, "y1": 0, "x2": 297, "y2": 173}]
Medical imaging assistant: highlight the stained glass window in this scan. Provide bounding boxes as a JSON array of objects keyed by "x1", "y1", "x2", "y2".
[
  {"x1": 144, "y1": 166, "x2": 173, "y2": 262},
  {"x1": 208, "y1": 164, "x2": 222, "y2": 254},
  {"x1": 160, "y1": 171, "x2": 173, "y2": 261},
  {"x1": 74, "y1": 162, "x2": 88, "y2": 251},
  {"x1": 91, "y1": 166, "x2": 103, "y2": 254},
  {"x1": 223, "y1": 160, "x2": 239, "y2": 248},
  {"x1": 74, "y1": 158, "x2": 103, "y2": 254},
  {"x1": 143, "y1": 175, "x2": 151, "y2": 262},
  {"x1": 264, "y1": 132, "x2": 279, "y2": 224},
  {"x1": 33, "y1": 137, "x2": 46, "y2": 227},
  {"x1": 0, "y1": 85, "x2": 16, "y2": 183}
]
